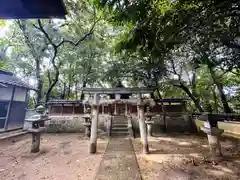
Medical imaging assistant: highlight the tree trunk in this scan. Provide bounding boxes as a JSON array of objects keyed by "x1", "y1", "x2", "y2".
[
  {"x1": 67, "y1": 83, "x2": 71, "y2": 99},
  {"x1": 212, "y1": 86, "x2": 218, "y2": 113},
  {"x1": 154, "y1": 87, "x2": 163, "y2": 99},
  {"x1": 60, "y1": 83, "x2": 66, "y2": 99},
  {"x1": 175, "y1": 83, "x2": 204, "y2": 112},
  {"x1": 45, "y1": 54, "x2": 61, "y2": 104},
  {"x1": 191, "y1": 69, "x2": 198, "y2": 98},
  {"x1": 36, "y1": 59, "x2": 43, "y2": 105},
  {"x1": 208, "y1": 67, "x2": 232, "y2": 113},
  {"x1": 16, "y1": 20, "x2": 44, "y2": 106},
  {"x1": 80, "y1": 81, "x2": 87, "y2": 100},
  {"x1": 75, "y1": 81, "x2": 78, "y2": 99}
]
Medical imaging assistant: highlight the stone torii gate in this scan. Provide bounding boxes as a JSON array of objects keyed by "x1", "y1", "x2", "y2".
[{"x1": 82, "y1": 87, "x2": 154, "y2": 154}]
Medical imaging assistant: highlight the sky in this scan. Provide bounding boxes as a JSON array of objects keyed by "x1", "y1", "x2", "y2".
[{"x1": 0, "y1": 20, "x2": 12, "y2": 38}]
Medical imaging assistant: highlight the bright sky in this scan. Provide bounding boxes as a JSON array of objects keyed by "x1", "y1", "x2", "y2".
[{"x1": 0, "y1": 20, "x2": 12, "y2": 37}]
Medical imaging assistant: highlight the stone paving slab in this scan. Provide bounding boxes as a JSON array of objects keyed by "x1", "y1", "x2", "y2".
[{"x1": 95, "y1": 138, "x2": 141, "y2": 180}]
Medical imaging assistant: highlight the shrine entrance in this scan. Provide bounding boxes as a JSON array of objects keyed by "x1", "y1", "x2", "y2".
[{"x1": 82, "y1": 87, "x2": 154, "y2": 154}]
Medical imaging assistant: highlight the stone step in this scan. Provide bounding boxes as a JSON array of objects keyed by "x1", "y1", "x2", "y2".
[
  {"x1": 112, "y1": 124, "x2": 128, "y2": 128},
  {"x1": 111, "y1": 131, "x2": 129, "y2": 136},
  {"x1": 111, "y1": 116, "x2": 130, "y2": 137},
  {"x1": 112, "y1": 127, "x2": 128, "y2": 132},
  {"x1": 113, "y1": 117, "x2": 126, "y2": 120},
  {"x1": 112, "y1": 121, "x2": 128, "y2": 124},
  {"x1": 112, "y1": 118, "x2": 127, "y2": 121}
]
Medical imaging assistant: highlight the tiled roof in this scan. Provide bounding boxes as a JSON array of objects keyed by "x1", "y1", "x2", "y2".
[
  {"x1": 0, "y1": 82, "x2": 7, "y2": 87},
  {"x1": 0, "y1": 70, "x2": 36, "y2": 90},
  {"x1": 0, "y1": 0, "x2": 66, "y2": 19}
]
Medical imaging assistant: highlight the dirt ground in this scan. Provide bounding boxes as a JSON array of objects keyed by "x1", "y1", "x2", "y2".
[
  {"x1": 0, "y1": 134, "x2": 108, "y2": 180},
  {"x1": 133, "y1": 134, "x2": 240, "y2": 180}
]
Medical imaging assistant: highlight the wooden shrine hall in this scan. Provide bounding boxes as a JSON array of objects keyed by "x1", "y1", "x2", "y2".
[{"x1": 47, "y1": 88, "x2": 187, "y2": 115}]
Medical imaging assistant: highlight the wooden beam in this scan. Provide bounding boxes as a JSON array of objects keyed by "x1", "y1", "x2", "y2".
[
  {"x1": 82, "y1": 88, "x2": 154, "y2": 94},
  {"x1": 84, "y1": 98, "x2": 156, "y2": 106}
]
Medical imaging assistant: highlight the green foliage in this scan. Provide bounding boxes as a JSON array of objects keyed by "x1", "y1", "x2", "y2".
[{"x1": 1, "y1": 0, "x2": 240, "y2": 113}]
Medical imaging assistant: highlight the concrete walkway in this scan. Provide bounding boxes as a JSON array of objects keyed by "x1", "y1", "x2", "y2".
[{"x1": 95, "y1": 138, "x2": 141, "y2": 180}]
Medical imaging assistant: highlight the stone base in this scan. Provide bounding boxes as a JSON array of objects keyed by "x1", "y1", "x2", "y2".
[
  {"x1": 31, "y1": 133, "x2": 40, "y2": 153},
  {"x1": 200, "y1": 127, "x2": 224, "y2": 162},
  {"x1": 142, "y1": 143, "x2": 149, "y2": 154},
  {"x1": 200, "y1": 126, "x2": 224, "y2": 136},
  {"x1": 89, "y1": 143, "x2": 97, "y2": 154},
  {"x1": 146, "y1": 123, "x2": 153, "y2": 137},
  {"x1": 207, "y1": 134, "x2": 223, "y2": 157},
  {"x1": 84, "y1": 126, "x2": 91, "y2": 137}
]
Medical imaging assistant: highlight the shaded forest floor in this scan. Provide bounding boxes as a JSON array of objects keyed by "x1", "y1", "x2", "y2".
[
  {"x1": 133, "y1": 134, "x2": 240, "y2": 180},
  {"x1": 0, "y1": 134, "x2": 108, "y2": 180},
  {"x1": 1, "y1": 133, "x2": 239, "y2": 180}
]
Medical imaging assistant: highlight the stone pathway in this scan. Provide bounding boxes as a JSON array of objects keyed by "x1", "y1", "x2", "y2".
[{"x1": 95, "y1": 138, "x2": 141, "y2": 180}]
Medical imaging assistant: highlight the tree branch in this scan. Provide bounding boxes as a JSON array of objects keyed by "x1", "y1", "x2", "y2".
[
  {"x1": 56, "y1": 17, "x2": 99, "y2": 47},
  {"x1": 37, "y1": 20, "x2": 57, "y2": 48}
]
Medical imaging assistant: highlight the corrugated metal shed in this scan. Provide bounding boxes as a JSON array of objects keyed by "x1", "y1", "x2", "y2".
[{"x1": 0, "y1": 70, "x2": 32, "y2": 131}]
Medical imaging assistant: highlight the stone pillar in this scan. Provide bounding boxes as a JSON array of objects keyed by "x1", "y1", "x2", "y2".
[
  {"x1": 89, "y1": 93, "x2": 99, "y2": 154},
  {"x1": 145, "y1": 107, "x2": 153, "y2": 137},
  {"x1": 106, "y1": 115, "x2": 112, "y2": 137},
  {"x1": 114, "y1": 103, "x2": 117, "y2": 115},
  {"x1": 138, "y1": 99, "x2": 149, "y2": 154},
  {"x1": 116, "y1": 94, "x2": 121, "y2": 100},
  {"x1": 146, "y1": 122, "x2": 153, "y2": 137},
  {"x1": 83, "y1": 103, "x2": 86, "y2": 113},
  {"x1": 125, "y1": 103, "x2": 128, "y2": 116},
  {"x1": 31, "y1": 133, "x2": 41, "y2": 153},
  {"x1": 127, "y1": 114, "x2": 134, "y2": 138},
  {"x1": 201, "y1": 125, "x2": 224, "y2": 163},
  {"x1": 129, "y1": 104, "x2": 132, "y2": 114},
  {"x1": 102, "y1": 104, "x2": 104, "y2": 115}
]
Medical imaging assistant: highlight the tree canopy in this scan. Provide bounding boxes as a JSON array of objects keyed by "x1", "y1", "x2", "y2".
[{"x1": 1, "y1": 0, "x2": 240, "y2": 113}]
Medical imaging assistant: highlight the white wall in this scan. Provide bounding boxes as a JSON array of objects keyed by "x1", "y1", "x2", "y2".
[
  {"x1": 0, "y1": 87, "x2": 13, "y2": 100},
  {"x1": 13, "y1": 87, "x2": 27, "y2": 102}
]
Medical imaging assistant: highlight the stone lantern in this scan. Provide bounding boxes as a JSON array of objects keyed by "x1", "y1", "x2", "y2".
[
  {"x1": 145, "y1": 106, "x2": 155, "y2": 137},
  {"x1": 82, "y1": 107, "x2": 92, "y2": 137},
  {"x1": 25, "y1": 105, "x2": 50, "y2": 153}
]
